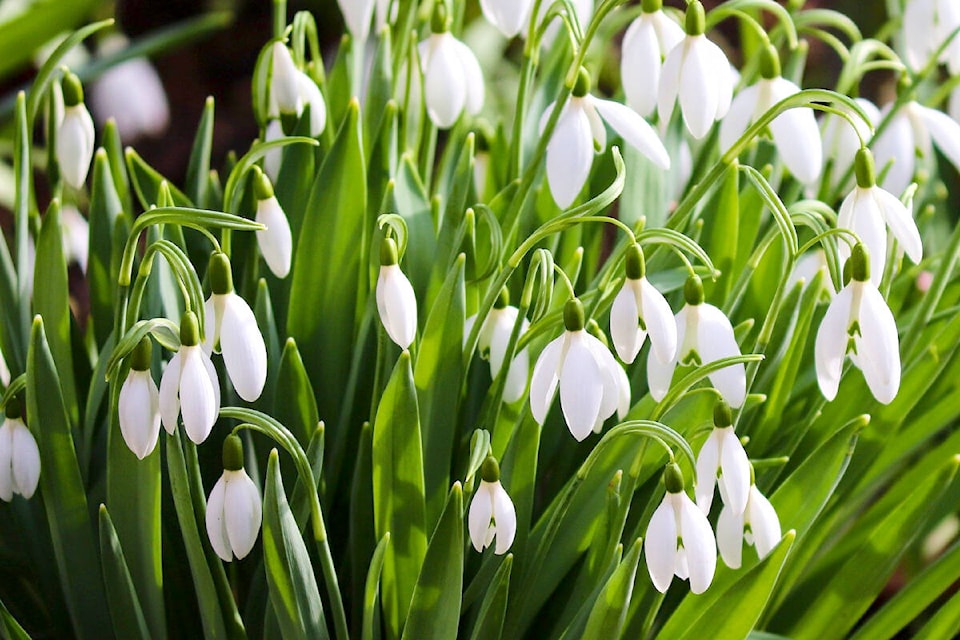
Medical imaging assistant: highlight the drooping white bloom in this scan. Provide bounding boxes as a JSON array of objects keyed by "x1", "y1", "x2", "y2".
[
  {"x1": 295, "y1": 70, "x2": 327, "y2": 137},
  {"x1": 469, "y1": 457, "x2": 516, "y2": 555},
  {"x1": 56, "y1": 72, "x2": 95, "y2": 189},
  {"x1": 465, "y1": 295, "x2": 530, "y2": 403},
  {"x1": 719, "y1": 45, "x2": 822, "y2": 184},
  {"x1": 658, "y1": 1, "x2": 734, "y2": 139},
  {"x1": 716, "y1": 483, "x2": 781, "y2": 569},
  {"x1": 872, "y1": 100, "x2": 960, "y2": 197},
  {"x1": 252, "y1": 169, "x2": 292, "y2": 278},
  {"x1": 89, "y1": 34, "x2": 170, "y2": 142},
  {"x1": 376, "y1": 238, "x2": 418, "y2": 349},
  {"x1": 902, "y1": 0, "x2": 960, "y2": 74},
  {"x1": 645, "y1": 464, "x2": 717, "y2": 594},
  {"x1": 118, "y1": 338, "x2": 161, "y2": 460},
  {"x1": 338, "y1": 0, "x2": 376, "y2": 45},
  {"x1": 648, "y1": 275, "x2": 746, "y2": 408},
  {"x1": 543, "y1": 70, "x2": 670, "y2": 208},
  {"x1": 270, "y1": 42, "x2": 301, "y2": 117},
  {"x1": 695, "y1": 402, "x2": 750, "y2": 515},
  {"x1": 206, "y1": 435, "x2": 262, "y2": 562},
  {"x1": 480, "y1": 0, "x2": 534, "y2": 38},
  {"x1": 0, "y1": 405, "x2": 41, "y2": 502},
  {"x1": 418, "y1": 28, "x2": 484, "y2": 129},
  {"x1": 203, "y1": 253, "x2": 268, "y2": 402},
  {"x1": 621, "y1": 0, "x2": 684, "y2": 118},
  {"x1": 815, "y1": 243, "x2": 901, "y2": 404},
  {"x1": 160, "y1": 311, "x2": 221, "y2": 444},
  {"x1": 529, "y1": 299, "x2": 621, "y2": 441},
  {"x1": 820, "y1": 97, "x2": 879, "y2": 192},
  {"x1": 837, "y1": 148, "x2": 923, "y2": 286},
  {"x1": 262, "y1": 119, "x2": 284, "y2": 182},
  {"x1": 609, "y1": 245, "x2": 676, "y2": 365}
]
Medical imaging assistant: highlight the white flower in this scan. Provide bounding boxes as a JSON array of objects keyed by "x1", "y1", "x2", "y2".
[
  {"x1": 716, "y1": 483, "x2": 781, "y2": 569},
  {"x1": 160, "y1": 311, "x2": 221, "y2": 444},
  {"x1": 60, "y1": 204, "x2": 89, "y2": 272},
  {"x1": 56, "y1": 72, "x2": 95, "y2": 189},
  {"x1": 658, "y1": 1, "x2": 733, "y2": 140},
  {"x1": 695, "y1": 402, "x2": 750, "y2": 515},
  {"x1": 376, "y1": 238, "x2": 418, "y2": 349},
  {"x1": 820, "y1": 97, "x2": 879, "y2": 192},
  {"x1": 252, "y1": 170, "x2": 292, "y2": 278},
  {"x1": 837, "y1": 148, "x2": 923, "y2": 286},
  {"x1": 295, "y1": 70, "x2": 327, "y2": 137},
  {"x1": 270, "y1": 42, "x2": 301, "y2": 117},
  {"x1": 89, "y1": 34, "x2": 169, "y2": 142},
  {"x1": 902, "y1": 0, "x2": 960, "y2": 74},
  {"x1": 620, "y1": 0, "x2": 684, "y2": 118},
  {"x1": 543, "y1": 70, "x2": 670, "y2": 208},
  {"x1": 118, "y1": 338, "x2": 161, "y2": 460},
  {"x1": 645, "y1": 463, "x2": 717, "y2": 594},
  {"x1": 203, "y1": 253, "x2": 268, "y2": 403},
  {"x1": 0, "y1": 405, "x2": 41, "y2": 502},
  {"x1": 338, "y1": 0, "x2": 376, "y2": 44},
  {"x1": 609, "y1": 245, "x2": 676, "y2": 365},
  {"x1": 872, "y1": 100, "x2": 960, "y2": 197},
  {"x1": 418, "y1": 29, "x2": 484, "y2": 129},
  {"x1": 468, "y1": 457, "x2": 516, "y2": 555},
  {"x1": 719, "y1": 46, "x2": 822, "y2": 184},
  {"x1": 648, "y1": 275, "x2": 746, "y2": 408},
  {"x1": 262, "y1": 119, "x2": 284, "y2": 182},
  {"x1": 465, "y1": 296, "x2": 530, "y2": 403},
  {"x1": 206, "y1": 435, "x2": 262, "y2": 562},
  {"x1": 815, "y1": 243, "x2": 901, "y2": 404},
  {"x1": 0, "y1": 347, "x2": 9, "y2": 387},
  {"x1": 786, "y1": 250, "x2": 835, "y2": 296},
  {"x1": 529, "y1": 299, "x2": 621, "y2": 441},
  {"x1": 480, "y1": 0, "x2": 534, "y2": 38}
]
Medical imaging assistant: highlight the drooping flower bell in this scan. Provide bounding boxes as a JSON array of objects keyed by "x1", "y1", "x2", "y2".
[
  {"x1": 118, "y1": 337, "x2": 162, "y2": 460},
  {"x1": 719, "y1": 44, "x2": 822, "y2": 184},
  {"x1": 0, "y1": 398, "x2": 41, "y2": 502},
  {"x1": 56, "y1": 71, "x2": 95, "y2": 189},
  {"x1": 203, "y1": 252, "x2": 268, "y2": 402},
  {"x1": 376, "y1": 237, "x2": 418, "y2": 349},
  {"x1": 270, "y1": 41, "x2": 301, "y2": 119},
  {"x1": 695, "y1": 401, "x2": 750, "y2": 516},
  {"x1": 609, "y1": 244, "x2": 677, "y2": 365},
  {"x1": 658, "y1": 0, "x2": 734, "y2": 139},
  {"x1": 901, "y1": 0, "x2": 960, "y2": 74},
  {"x1": 418, "y1": 2, "x2": 484, "y2": 129},
  {"x1": 620, "y1": 0, "x2": 684, "y2": 118},
  {"x1": 586, "y1": 318, "x2": 632, "y2": 432},
  {"x1": 206, "y1": 434, "x2": 262, "y2": 562},
  {"x1": 716, "y1": 467, "x2": 781, "y2": 569},
  {"x1": 294, "y1": 69, "x2": 327, "y2": 137},
  {"x1": 262, "y1": 119, "x2": 284, "y2": 182},
  {"x1": 645, "y1": 462, "x2": 717, "y2": 594},
  {"x1": 529, "y1": 298, "x2": 621, "y2": 441},
  {"x1": 468, "y1": 456, "x2": 517, "y2": 555},
  {"x1": 480, "y1": 0, "x2": 534, "y2": 38},
  {"x1": 159, "y1": 310, "x2": 221, "y2": 444},
  {"x1": 252, "y1": 168, "x2": 292, "y2": 279},
  {"x1": 465, "y1": 288, "x2": 530, "y2": 403},
  {"x1": 543, "y1": 68, "x2": 670, "y2": 208},
  {"x1": 815, "y1": 243, "x2": 901, "y2": 404},
  {"x1": 837, "y1": 148, "x2": 923, "y2": 286},
  {"x1": 648, "y1": 275, "x2": 747, "y2": 408}
]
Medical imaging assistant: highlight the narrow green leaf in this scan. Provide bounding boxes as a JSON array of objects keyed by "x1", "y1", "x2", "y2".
[
  {"x1": 125, "y1": 148, "x2": 193, "y2": 210},
  {"x1": 0, "y1": 596, "x2": 31, "y2": 640},
  {"x1": 469, "y1": 555, "x2": 513, "y2": 640},
  {"x1": 88, "y1": 150, "x2": 123, "y2": 347},
  {"x1": 913, "y1": 586, "x2": 960, "y2": 640},
  {"x1": 254, "y1": 279, "x2": 282, "y2": 411},
  {"x1": 582, "y1": 537, "x2": 643, "y2": 639},
  {"x1": 389, "y1": 154, "x2": 436, "y2": 296},
  {"x1": 274, "y1": 338, "x2": 319, "y2": 447},
  {"x1": 186, "y1": 96, "x2": 216, "y2": 208},
  {"x1": 362, "y1": 533, "x2": 391, "y2": 640},
  {"x1": 351, "y1": 420, "x2": 378, "y2": 628},
  {"x1": 101, "y1": 119, "x2": 133, "y2": 214},
  {"x1": 704, "y1": 162, "x2": 740, "y2": 304},
  {"x1": 97, "y1": 505, "x2": 151, "y2": 640}
]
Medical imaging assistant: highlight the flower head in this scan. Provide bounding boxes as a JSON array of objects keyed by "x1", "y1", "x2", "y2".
[
  {"x1": 902, "y1": 0, "x2": 960, "y2": 74},
  {"x1": 252, "y1": 169, "x2": 293, "y2": 278},
  {"x1": 716, "y1": 478, "x2": 781, "y2": 569},
  {"x1": 468, "y1": 456, "x2": 517, "y2": 555},
  {"x1": 376, "y1": 237, "x2": 418, "y2": 349},
  {"x1": 695, "y1": 401, "x2": 750, "y2": 515},
  {"x1": 465, "y1": 289, "x2": 530, "y2": 403},
  {"x1": 480, "y1": 0, "x2": 534, "y2": 38},
  {"x1": 418, "y1": 4, "x2": 484, "y2": 129},
  {"x1": 119, "y1": 337, "x2": 162, "y2": 460},
  {"x1": 206, "y1": 434, "x2": 262, "y2": 562},
  {"x1": 621, "y1": 0, "x2": 684, "y2": 118},
  {"x1": 0, "y1": 399, "x2": 40, "y2": 502},
  {"x1": 56, "y1": 71, "x2": 95, "y2": 189},
  {"x1": 609, "y1": 244, "x2": 677, "y2": 365},
  {"x1": 159, "y1": 310, "x2": 221, "y2": 444}
]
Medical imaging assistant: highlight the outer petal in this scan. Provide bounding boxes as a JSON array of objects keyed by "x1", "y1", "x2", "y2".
[
  {"x1": 610, "y1": 283, "x2": 643, "y2": 364},
  {"x1": 647, "y1": 346, "x2": 678, "y2": 403},
  {"x1": 529, "y1": 335, "x2": 564, "y2": 424},
  {"x1": 503, "y1": 347, "x2": 530, "y2": 404},
  {"x1": 119, "y1": 370, "x2": 161, "y2": 460},
  {"x1": 872, "y1": 111, "x2": 915, "y2": 197},
  {"x1": 657, "y1": 39, "x2": 685, "y2": 124},
  {"x1": 639, "y1": 277, "x2": 677, "y2": 364},
  {"x1": 205, "y1": 476, "x2": 232, "y2": 561},
  {"x1": 584, "y1": 334, "x2": 621, "y2": 422},
  {"x1": 559, "y1": 335, "x2": 603, "y2": 441},
  {"x1": 857, "y1": 284, "x2": 901, "y2": 404},
  {"x1": 716, "y1": 503, "x2": 745, "y2": 569},
  {"x1": 645, "y1": 497, "x2": 678, "y2": 593},
  {"x1": 746, "y1": 486, "x2": 781, "y2": 560},
  {"x1": 903, "y1": 0, "x2": 937, "y2": 70},
  {"x1": 424, "y1": 35, "x2": 466, "y2": 128},
  {"x1": 584, "y1": 99, "x2": 607, "y2": 152},
  {"x1": 468, "y1": 483, "x2": 493, "y2": 552},
  {"x1": 202, "y1": 295, "x2": 220, "y2": 354},
  {"x1": 679, "y1": 37, "x2": 718, "y2": 139},
  {"x1": 337, "y1": 0, "x2": 374, "y2": 43},
  {"x1": 839, "y1": 189, "x2": 888, "y2": 287},
  {"x1": 546, "y1": 103, "x2": 594, "y2": 208},
  {"x1": 615, "y1": 364, "x2": 631, "y2": 421},
  {"x1": 491, "y1": 482, "x2": 517, "y2": 554},
  {"x1": 480, "y1": 0, "x2": 533, "y2": 37},
  {"x1": 719, "y1": 427, "x2": 750, "y2": 515},
  {"x1": 592, "y1": 97, "x2": 670, "y2": 169},
  {"x1": 767, "y1": 78, "x2": 822, "y2": 184},
  {"x1": 159, "y1": 352, "x2": 182, "y2": 435},
  {"x1": 221, "y1": 294, "x2": 268, "y2": 402},
  {"x1": 57, "y1": 106, "x2": 95, "y2": 188},
  {"x1": 270, "y1": 43, "x2": 301, "y2": 115},
  {"x1": 709, "y1": 42, "x2": 734, "y2": 119},
  {"x1": 695, "y1": 430, "x2": 721, "y2": 513},
  {"x1": 224, "y1": 470, "x2": 262, "y2": 560},
  {"x1": 622, "y1": 16, "x2": 662, "y2": 117},
  {"x1": 11, "y1": 423, "x2": 40, "y2": 499},
  {"x1": 452, "y1": 39, "x2": 484, "y2": 116},
  {"x1": 872, "y1": 186, "x2": 923, "y2": 264},
  {"x1": 256, "y1": 196, "x2": 293, "y2": 278},
  {"x1": 696, "y1": 304, "x2": 746, "y2": 408},
  {"x1": 678, "y1": 493, "x2": 717, "y2": 594},
  {"x1": 179, "y1": 347, "x2": 219, "y2": 444},
  {"x1": 295, "y1": 71, "x2": 327, "y2": 137},
  {"x1": 719, "y1": 84, "x2": 761, "y2": 153},
  {"x1": 262, "y1": 120, "x2": 284, "y2": 182},
  {"x1": 814, "y1": 284, "x2": 854, "y2": 400},
  {"x1": 376, "y1": 265, "x2": 418, "y2": 349},
  {"x1": 916, "y1": 103, "x2": 960, "y2": 174},
  {"x1": 0, "y1": 421, "x2": 13, "y2": 501}
]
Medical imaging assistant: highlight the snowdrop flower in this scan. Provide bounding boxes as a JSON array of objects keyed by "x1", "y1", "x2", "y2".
[
  {"x1": 338, "y1": 0, "x2": 375, "y2": 45},
  {"x1": 872, "y1": 97, "x2": 960, "y2": 197},
  {"x1": 0, "y1": 399, "x2": 40, "y2": 502},
  {"x1": 695, "y1": 401, "x2": 750, "y2": 515},
  {"x1": 529, "y1": 298, "x2": 621, "y2": 441},
  {"x1": 252, "y1": 169, "x2": 292, "y2": 278},
  {"x1": 719, "y1": 45, "x2": 822, "y2": 184},
  {"x1": 203, "y1": 252, "x2": 268, "y2": 402},
  {"x1": 649, "y1": 275, "x2": 747, "y2": 408},
  {"x1": 418, "y1": 3, "x2": 484, "y2": 129},
  {"x1": 376, "y1": 237, "x2": 417, "y2": 349},
  {"x1": 609, "y1": 244, "x2": 676, "y2": 365},
  {"x1": 468, "y1": 456, "x2": 516, "y2": 555},
  {"x1": 465, "y1": 289, "x2": 530, "y2": 403},
  {"x1": 716, "y1": 474, "x2": 780, "y2": 569},
  {"x1": 270, "y1": 42, "x2": 301, "y2": 118},
  {"x1": 837, "y1": 148, "x2": 923, "y2": 286},
  {"x1": 206, "y1": 434, "x2": 262, "y2": 562},
  {"x1": 621, "y1": 0, "x2": 684, "y2": 118},
  {"x1": 902, "y1": 0, "x2": 960, "y2": 74},
  {"x1": 295, "y1": 70, "x2": 327, "y2": 137},
  {"x1": 118, "y1": 337, "x2": 161, "y2": 460},
  {"x1": 658, "y1": 1, "x2": 734, "y2": 139},
  {"x1": 543, "y1": 68, "x2": 670, "y2": 208},
  {"x1": 645, "y1": 463, "x2": 717, "y2": 594},
  {"x1": 56, "y1": 71, "x2": 95, "y2": 189},
  {"x1": 480, "y1": 0, "x2": 534, "y2": 38},
  {"x1": 160, "y1": 310, "x2": 221, "y2": 444},
  {"x1": 89, "y1": 34, "x2": 169, "y2": 142},
  {"x1": 262, "y1": 119, "x2": 284, "y2": 182},
  {"x1": 820, "y1": 97, "x2": 879, "y2": 192},
  {"x1": 815, "y1": 243, "x2": 901, "y2": 404}
]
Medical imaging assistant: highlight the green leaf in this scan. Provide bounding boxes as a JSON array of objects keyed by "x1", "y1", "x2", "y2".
[
  {"x1": 274, "y1": 338, "x2": 319, "y2": 447},
  {"x1": 0, "y1": 596, "x2": 31, "y2": 640},
  {"x1": 401, "y1": 483, "x2": 464, "y2": 640},
  {"x1": 362, "y1": 533, "x2": 391, "y2": 640},
  {"x1": 389, "y1": 154, "x2": 436, "y2": 296},
  {"x1": 97, "y1": 505, "x2": 151, "y2": 640},
  {"x1": 351, "y1": 421, "x2": 378, "y2": 626},
  {"x1": 88, "y1": 150, "x2": 123, "y2": 347},
  {"x1": 262, "y1": 449, "x2": 330, "y2": 640},
  {"x1": 254, "y1": 278, "x2": 283, "y2": 409},
  {"x1": 469, "y1": 555, "x2": 513, "y2": 640},
  {"x1": 582, "y1": 537, "x2": 643, "y2": 639},
  {"x1": 125, "y1": 148, "x2": 193, "y2": 210},
  {"x1": 186, "y1": 96, "x2": 216, "y2": 208},
  {"x1": 703, "y1": 162, "x2": 740, "y2": 304},
  {"x1": 372, "y1": 352, "x2": 428, "y2": 639},
  {"x1": 913, "y1": 586, "x2": 960, "y2": 640}
]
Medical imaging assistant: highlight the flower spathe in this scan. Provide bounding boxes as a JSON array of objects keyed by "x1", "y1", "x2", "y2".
[
  {"x1": 609, "y1": 245, "x2": 676, "y2": 365},
  {"x1": 695, "y1": 402, "x2": 750, "y2": 515},
  {"x1": 118, "y1": 338, "x2": 161, "y2": 460},
  {"x1": 465, "y1": 292, "x2": 530, "y2": 403},
  {"x1": 480, "y1": 0, "x2": 534, "y2": 38},
  {"x1": 468, "y1": 457, "x2": 516, "y2": 555},
  {"x1": 160, "y1": 311, "x2": 221, "y2": 444},
  {"x1": 206, "y1": 435, "x2": 262, "y2": 562},
  {"x1": 419, "y1": 7, "x2": 484, "y2": 129},
  {"x1": 716, "y1": 483, "x2": 781, "y2": 569},
  {"x1": 621, "y1": 0, "x2": 684, "y2": 118},
  {"x1": 0, "y1": 402, "x2": 40, "y2": 502},
  {"x1": 252, "y1": 169, "x2": 293, "y2": 278},
  {"x1": 56, "y1": 72, "x2": 95, "y2": 189},
  {"x1": 376, "y1": 237, "x2": 418, "y2": 349},
  {"x1": 815, "y1": 243, "x2": 901, "y2": 404}
]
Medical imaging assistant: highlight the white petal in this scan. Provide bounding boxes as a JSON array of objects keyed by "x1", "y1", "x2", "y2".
[
  {"x1": 719, "y1": 84, "x2": 761, "y2": 153},
  {"x1": 546, "y1": 103, "x2": 594, "y2": 208},
  {"x1": 856, "y1": 283, "x2": 901, "y2": 404},
  {"x1": 559, "y1": 335, "x2": 603, "y2": 441},
  {"x1": 529, "y1": 335, "x2": 565, "y2": 424},
  {"x1": 224, "y1": 470, "x2": 262, "y2": 560},
  {"x1": 57, "y1": 105, "x2": 95, "y2": 188},
  {"x1": 746, "y1": 486, "x2": 781, "y2": 560},
  {"x1": 872, "y1": 186, "x2": 922, "y2": 264},
  {"x1": 480, "y1": 0, "x2": 533, "y2": 37},
  {"x1": 679, "y1": 37, "x2": 718, "y2": 139},
  {"x1": 90, "y1": 51, "x2": 170, "y2": 142},
  {"x1": 583, "y1": 334, "x2": 622, "y2": 422},
  {"x1": 647, "y1": 349, "x2": 677, "y2": 403},
  {"x1": 872, "y1": 111, "x2": 915, "y2": 197},
  {"x1": 205, "y1": 475, "x2": 232, "y2": 561},
  {"x1": 716, "y1": 503, "x2": 745, "y2": 569},
  {"x1": 0, "y1": 421, "x2": 13, "y2": 501},
  {"x1": 695, "y1": 430, "x2": 720, "y2": 514},
  {"x1": 696, "y1": 304, "x2": 746, "y2": 408},
  {"x1": 202, "y1": 295, "x2": 219, "y2": 354},
  {"x1": 488, "y1": 308, "x2": 518, "y2": 377},
  {"x1": 452, "y1": 39, "x2": 484, "y2": 116},
  {"x1": 719, "y1": 428, "x2": 750, "y2": 515},
  {"x1": 271, "y1": 43, "x2": 302, "y2": 116},
  {"x1": 221, "y1": 294, "x2": 268, "y2": 402},
  {"x1": 469, "y1": 482, "x2": 494, "y2": 552},
  {"x1": 916, "y1": 103, "x2": 960, "y2": 174},
  {"x1": 503, "y1": 347, "x2": 530, "y2": 404},
  {"x1": 262, "y1": 120, "x2": 284, "y2": 182},
  {"x1": 295, "y1": 71, "x2": 327, "y2": 137},
  {"x1": 767, "y1": 78, "x2": 822, "y2": 184},
  {"x1": 839, "y1": 189, "x2": 888, "y2": 287},
  {"x1": 678, "y1": 493, "x2": 717, "y2": 594},
  {"x1": 491, "y1": 481, "x2": 516, "y2": 554},
  {"x1": 657, "y1": 39, "x2": 684, "y2": 124},
  {"x1": 610, "y1": 282, "x2": 643, "y2": 364},
  {"x1": 11, "y1": 422, "x2": 40, "y2": 499},
  {"x1": 814, "y1": 284, "x2": 854, "y2": 401},
  {"x1": 639, "y1": 278, "x2": 677, "y2": 364},
  {"x1": 118, "y1": 370, "x2": 161, "y2": 459},
  {"x1": 903, "y1": 0, "x2": 937, "y2": 71},
  {"x1": 592, "y1": 97, "x2": 670, "y2": 169},
  {"x1": 179, "y1": 347, "x2": 219, "y2": 444},
  {"x1": 710, "y1": 44, "x2": 734, "y2": 119},
  {"x1": 645, "y1": 497, "x2": 678, "y2": 593},
  {"x1": 424, "y1": 35, "x2": 467, "y2": 128},
  {"x1": 622, "y1": 16, "x2": 662, "y2": 117},
  {"x1": 338, "y1": 0, "x2": 374, "y2": 43},
  {"x1": 159, "y1": 352, "x2": 182, "y2": 435},
  {"x1": 615, "y1": 364, "x2": 631, "y2": 421},
  {"x1": 376, "y1": 265, "x2": 418, "y2": 349},
  {"x1": 583, "y1": 99, "x2": 606, "y2": 152},
  {"x1": 256, "y1": 196, "x2": 293, "y2": 278}
]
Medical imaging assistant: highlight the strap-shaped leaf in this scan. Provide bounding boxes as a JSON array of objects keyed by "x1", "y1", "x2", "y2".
[{"x1": 98, "y1": 505, "x2": 151, "y2": 640}]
